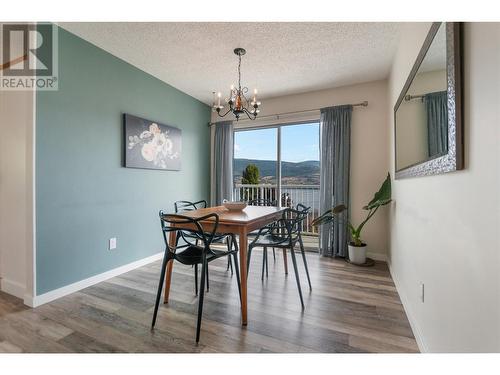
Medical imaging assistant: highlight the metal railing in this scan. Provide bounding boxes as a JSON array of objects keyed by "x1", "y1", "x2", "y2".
[{"x1": 233, "y1": 184, "x2": 320, "y2": 235}]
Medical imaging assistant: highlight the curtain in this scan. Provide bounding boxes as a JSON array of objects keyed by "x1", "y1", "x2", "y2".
[
  {"x1": 425, "y1": 91, "x2": 448, "y2": 157},
  {"x1": 213, "y1": 121, "x2": 234, "y2": 205},
  {"x1": 319, "y1": 105, "x2": 352, "y2": 257}
]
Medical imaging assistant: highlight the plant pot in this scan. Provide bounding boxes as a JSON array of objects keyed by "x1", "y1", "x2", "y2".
[{"x1": 348, "y1": 243, "x2": 367, "y2": 265}]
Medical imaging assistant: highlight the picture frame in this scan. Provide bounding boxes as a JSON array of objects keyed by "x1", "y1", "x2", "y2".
[{"x1": 123, "y1": 113, "x2": 182, "y2": 171}]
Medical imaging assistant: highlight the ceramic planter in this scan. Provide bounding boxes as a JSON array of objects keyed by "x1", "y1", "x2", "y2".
[{"x1": 348, "y1": 243, "x2": 367, "y2": 264}]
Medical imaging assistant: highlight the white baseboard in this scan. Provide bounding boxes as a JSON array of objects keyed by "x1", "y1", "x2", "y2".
[
  {"x1": 27, "y1": 252, "x2": 164, "y2": 308},
  {"x1": 0, "y1": 278, "x2": 26, "y2": 300},
  {"x1": 387, "y1": 260, "x2": 428, "y2": 353},
  {"x1": 367, "y1": 251, "x2": 387, "y2": 262}
]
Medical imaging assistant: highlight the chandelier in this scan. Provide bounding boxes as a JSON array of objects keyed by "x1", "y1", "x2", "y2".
[{"x1": 212, "y1": 48, "x2": 261, "y2": 121}]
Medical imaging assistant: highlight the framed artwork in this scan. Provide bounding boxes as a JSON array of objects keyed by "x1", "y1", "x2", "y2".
[{"x1": 124, "y1": 113, "x2": 182, "y2": 171}]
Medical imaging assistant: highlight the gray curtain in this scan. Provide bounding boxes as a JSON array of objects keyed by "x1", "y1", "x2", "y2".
[
  {"x1": 425, "y1": 91, "x2": 448, "y2": 157},
  {"x1": 319, "y1": 105, "x2": 352, "y2": 257},
  {"x1": 214, "y1": 121, "x2": 234, "y2": 205}
]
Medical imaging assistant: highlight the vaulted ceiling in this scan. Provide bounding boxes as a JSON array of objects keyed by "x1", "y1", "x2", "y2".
[{"x1": 60, "y1": 22, "x2": 402, "y2": 104}]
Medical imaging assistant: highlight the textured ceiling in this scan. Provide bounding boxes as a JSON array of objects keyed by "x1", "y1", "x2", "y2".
[{"x1": 60, "y1": 22, "x2": 402, "y2": 104}]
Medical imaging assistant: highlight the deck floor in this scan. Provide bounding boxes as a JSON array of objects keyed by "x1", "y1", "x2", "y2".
[{"x1": 0, "y1": 249, "x2": 418, "y2": 353}]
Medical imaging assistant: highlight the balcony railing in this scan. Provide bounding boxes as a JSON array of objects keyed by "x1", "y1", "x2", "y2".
[{"x1": 233, "y1": 184, "x2": 320, "y2": 235}]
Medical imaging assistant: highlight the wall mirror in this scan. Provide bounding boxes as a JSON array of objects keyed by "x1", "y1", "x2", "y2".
[{"x1": 394, "y1": 22, "x2": 463, "y2": 179}]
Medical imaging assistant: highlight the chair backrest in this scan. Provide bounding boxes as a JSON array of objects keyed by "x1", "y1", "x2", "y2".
[
  {"x1": 159, "y1": 210, "x2": 219, "y2": 254},
  {"x1": 295, "y1": 203, "x2": 311, "y2": 233},
  {"x1": 174, "y1": 200, "x2": 207, "y2": 213},
  {"x1": 248, "y1": 198, "x2": 277, "y2": 207},
  {"x1": 281, "y1": 207, "x2": 309, "y2": 240},
  {"x1": 296, "y1": 203, "x2": 310, "y2": 213}
]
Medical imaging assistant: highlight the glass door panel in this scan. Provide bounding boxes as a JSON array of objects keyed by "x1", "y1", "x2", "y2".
[
  {"x1": 280, "y1": 123, "x2": 320, "y2": 235},
  {"x1": 233, "y1": 128, "x2": 278, "y2": 203}
]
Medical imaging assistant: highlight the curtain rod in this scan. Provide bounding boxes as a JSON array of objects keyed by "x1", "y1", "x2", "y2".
[
  {"x1": 207, "y1": 100, "x2": 368, "y2": 127},
  {"x1": 404, "y1": 94, "x2": 425, "y2": 102}
]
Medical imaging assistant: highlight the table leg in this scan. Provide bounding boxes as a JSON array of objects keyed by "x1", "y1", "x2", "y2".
[
  {"x1": 163, "y1": 230, "x2": 177, "y2": 303},
  {"x1": 238, "y1": 227, "x2": 248, "y2": 325}
]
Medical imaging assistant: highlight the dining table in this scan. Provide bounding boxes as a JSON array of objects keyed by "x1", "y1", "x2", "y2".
[{"x1": 162, "y1": 204, "x2": 286, "y2": 325}]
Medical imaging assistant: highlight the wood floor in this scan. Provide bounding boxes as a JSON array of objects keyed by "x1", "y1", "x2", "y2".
[{"x1": 0, "y1": 249, "x2": 418, "y2": 353}]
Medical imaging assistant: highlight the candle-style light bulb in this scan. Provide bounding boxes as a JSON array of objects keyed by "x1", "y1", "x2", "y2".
[
  {"x1": 229, "y1": 84, "x2": 235, "y2": 102},
  {"x1": 253, "y1": 88, "x2": 258, "y2": 102},
  {"x1": 217, "y1": 92, "x2": 221, "y2": 107}
]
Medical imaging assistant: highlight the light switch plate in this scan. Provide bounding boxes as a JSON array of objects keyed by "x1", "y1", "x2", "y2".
[{"x1": 109, "y1": 237, "x2": 117, "y2": 250}]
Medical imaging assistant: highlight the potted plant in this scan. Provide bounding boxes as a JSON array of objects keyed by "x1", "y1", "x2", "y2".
[{"x1": 312, "y1": 173, "x2": 392, "y2": 264}]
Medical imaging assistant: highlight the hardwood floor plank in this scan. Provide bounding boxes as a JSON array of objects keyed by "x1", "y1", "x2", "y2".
[
  {"x1": 58, "y1": 331, "x2": 125, "y2": 353},
  {"x1": 0, "y1": 341, "x2": 23, "y2": 353},
  {"x1": 0, "y1": 249, "x2": 418, "y2": 353}
]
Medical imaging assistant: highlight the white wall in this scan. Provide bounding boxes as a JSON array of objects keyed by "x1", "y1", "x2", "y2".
[
  {"x1": 388, "y1": 23, "x2": 500, "y2": 352},
  {"x1": 214, "y1": 80, "x2": 391, "y2": 259},
  {"x1": 0, "y1": 88, "x2": 35, "y2": 301},
  {"x1": 0, "y1": 22, "x2": 36, "y2": 300}
]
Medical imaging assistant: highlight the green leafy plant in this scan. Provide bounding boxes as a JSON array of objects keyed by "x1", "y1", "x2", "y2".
[
  {"x1": 312, "y1": 173, "x2": 392, "y2": 246},
  {"x1": 240, "y1": 164, "x2": 261, "y2": 201},
  {"x1": 241, "y1": 164, "x2": 260, "y2": 184}
]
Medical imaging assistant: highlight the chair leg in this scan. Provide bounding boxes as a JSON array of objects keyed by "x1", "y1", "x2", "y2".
[
  {"x1": 298, "y1": 235, "x2": 312, "y2": 290},
  {"x1": 232, "y1": 234, "x2": 239, "y2": 252},
  {"x1": 206, "y1": 262, "x2": 209, "y2": 292},
  {"x1": 194, "y1": 263, "x2": 198, "y2": 295},
  {"x1": 283, "y1": 248, "x2": 288, "y2": 275},
  {"x1": 261, "y1": 247, "x2": 267, "y2": 281},
  {"x1": 151, "y1": 249, "x2": 170, "y2": 329},
  {"x1": 232, "y1": 252, "x2": 242, "y2": 304},
  {"x1": 226, "y1": 237, "x2": 233, "y2": 274},
  {"x1": 247, "y1": 246, "x2": 253, "y2": 278},
  {"x1": 272, "y1": 248, "x2": 276, "y2": 262},
  {"x1": 289, "y1": 247, "x2": 305, "y2": 309},
  {"x1": 265, "y1": 248, "x2": 269, "y2": 278},
  {"x1": 196, "y1": 257, "x2": 207, "y2": 342}
]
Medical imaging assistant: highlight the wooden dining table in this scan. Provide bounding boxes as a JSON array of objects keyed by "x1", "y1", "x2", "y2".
[{"x1": 163, "y1": 205, "x2": 286, "y2": 325}]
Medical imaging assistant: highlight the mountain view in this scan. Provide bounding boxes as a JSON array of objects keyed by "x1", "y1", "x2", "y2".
[{"x1": 234, "y1": 158, "x2": 320, "y2": 185}]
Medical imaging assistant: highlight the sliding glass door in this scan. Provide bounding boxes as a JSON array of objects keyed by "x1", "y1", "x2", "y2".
[{"x1": 233, "y1": 121, "x2": 320, "y2": 238}]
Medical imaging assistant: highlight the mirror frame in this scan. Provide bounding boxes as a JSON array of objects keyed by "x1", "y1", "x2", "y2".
[{"x1": 394, "y1": 22, "x2": 463, "y2": 179}]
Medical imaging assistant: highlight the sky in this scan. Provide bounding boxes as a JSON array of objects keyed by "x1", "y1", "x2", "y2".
[{"x1": 234, "y1": 123, "x2": 319, "y2": 162}]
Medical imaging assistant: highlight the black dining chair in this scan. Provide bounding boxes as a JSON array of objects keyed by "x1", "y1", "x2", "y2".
[
  {"x1": 247, "y1": 198, "x2": 279, "y2": 264},
  {"x1": 247, "y1": 206, "x2": 311, "y2": 308},
  {"x1": 174, "y1": 199, "x2": 207, "y2": 213},
  {"x1": 152, "y1": 211, "x2": 241, "y2": 343},
  {"x1": 295, "y1": 203, "x2": 312, "y2": 290},
  {"x1": 174, "y1": 200, "x2": 234, "y2": 293}
]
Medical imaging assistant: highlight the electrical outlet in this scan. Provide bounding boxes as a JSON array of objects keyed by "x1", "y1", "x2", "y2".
[
  {"x1": 109, "y1": 237, "x2": 117, "y2": 250},
  {"x1": 420, "y1": 283, "x2": 425, "y2": 303}
]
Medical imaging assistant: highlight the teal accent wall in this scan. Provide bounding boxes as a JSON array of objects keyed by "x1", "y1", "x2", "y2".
[{"x1": 36, "y1": 27, "x2": 211, "y2": 295}]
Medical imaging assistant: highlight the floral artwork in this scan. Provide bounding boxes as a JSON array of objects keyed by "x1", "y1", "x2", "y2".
[{"x1": 124, "y1": 114, "x2": 181, "y2": 170}]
